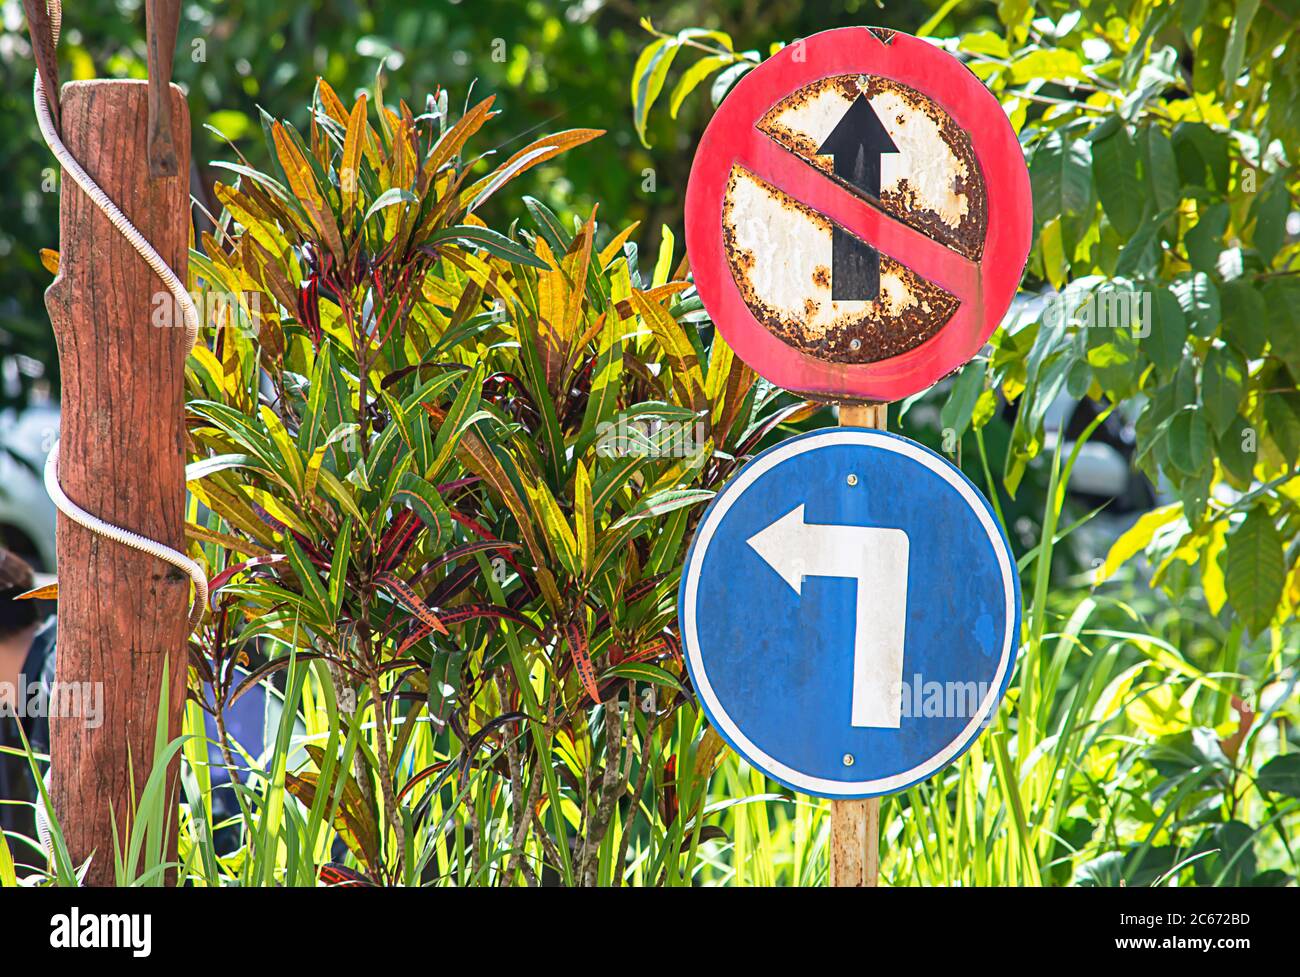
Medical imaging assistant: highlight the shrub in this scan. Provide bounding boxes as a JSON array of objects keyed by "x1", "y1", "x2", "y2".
[{"x1": 183, "y1": 77, "x2": 807, "y2": 884}]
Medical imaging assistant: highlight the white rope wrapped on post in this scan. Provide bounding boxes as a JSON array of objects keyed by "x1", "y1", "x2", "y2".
[{"x1": 33, "y1": 0, "x2": 207, "y2": 627}]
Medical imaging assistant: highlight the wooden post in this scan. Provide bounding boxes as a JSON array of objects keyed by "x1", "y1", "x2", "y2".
[
  {"x1": 145, "y1": 0, "x2": 182, "y2": 179},
  {"x1": 45, "y1": 80, "x2": 191, "y2": 885},
  {"x1": 828, "y1": 400, "x2": 887, "y2": 887}
]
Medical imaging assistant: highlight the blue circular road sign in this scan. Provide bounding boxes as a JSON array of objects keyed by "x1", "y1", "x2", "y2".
[{"x1": 679, "y1": 427, "x2": 1020, "y2": 798}]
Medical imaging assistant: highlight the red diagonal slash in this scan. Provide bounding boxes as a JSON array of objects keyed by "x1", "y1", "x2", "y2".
[
  {"x1": 736, "y1": 133, "x2": 982, "y2": 303},
  {"x1": 685, "y1": 27, "x2": 1032, "y2": 403}
]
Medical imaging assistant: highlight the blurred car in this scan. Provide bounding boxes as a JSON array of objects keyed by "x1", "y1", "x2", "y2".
[{"x1": 0, "y1": 403, "x2": 58, "y2": 572}]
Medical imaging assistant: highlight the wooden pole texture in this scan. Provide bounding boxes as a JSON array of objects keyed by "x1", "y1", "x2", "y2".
[
  {"x1": 829, "y1": 400, "x2": 888, "y2": 887},
  {"x1": 45, "y1": 80, "x2": 191, "y2": 885},
  {"x1": 145, "y1": 0, "x2": 182, "y2": 179}
]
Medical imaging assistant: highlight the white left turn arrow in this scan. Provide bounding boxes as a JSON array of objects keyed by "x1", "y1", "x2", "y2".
[{"x1": 747, "y1": 504, "x2": 910, "y2": 728}]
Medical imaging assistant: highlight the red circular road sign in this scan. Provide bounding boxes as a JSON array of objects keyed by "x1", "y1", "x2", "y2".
[{"x1": 685, "y1": 27, "x2": 1032, "y2": 403}]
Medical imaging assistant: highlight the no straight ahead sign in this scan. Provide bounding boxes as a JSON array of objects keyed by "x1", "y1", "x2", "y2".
[{"x1": 685, "y1": 27, "x2": 1032, "y2": 403}]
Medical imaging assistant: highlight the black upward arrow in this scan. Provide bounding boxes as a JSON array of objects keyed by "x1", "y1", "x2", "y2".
[{"x1": 817, "y1": 95, "x2": 899, "y2": 301}]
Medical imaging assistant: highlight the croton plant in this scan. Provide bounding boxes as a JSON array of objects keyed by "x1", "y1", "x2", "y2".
[{"x1": 181, "y1": 77, "x2": 810, "y2": 885}]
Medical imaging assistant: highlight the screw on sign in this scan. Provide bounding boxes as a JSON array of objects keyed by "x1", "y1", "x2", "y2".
[{"x1": 685, "y1": 27, "x2": 1032, "y2": 404}]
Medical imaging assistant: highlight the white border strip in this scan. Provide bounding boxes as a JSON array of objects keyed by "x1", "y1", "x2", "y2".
[{"x1": 681, "y1": 429, "x2": 1017, "y2": 796}]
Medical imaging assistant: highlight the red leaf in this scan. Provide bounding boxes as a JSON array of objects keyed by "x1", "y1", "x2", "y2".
[
  {"x1": 396, "y1": 603, "x2": 538, "y2": 656},
  {"x1": 318, "y1": 863, "x2": 375, "y2": 887},
  {"x1": 207, "y1": 554, "x2": 289, "y2": 610},
  {"x1": 376, "y1": 572, "x2": 448, "y2": 635},
  {"x1": 566, "y1": 617, "x2": 600, "y2": 703}
]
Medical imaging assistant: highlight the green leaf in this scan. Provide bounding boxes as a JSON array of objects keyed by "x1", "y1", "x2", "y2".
[
  {"x1": 305, "y1": 423, "x2": 359, "y2": 501},
  {"x1": 1144, "y1": 285, "x2": 1188, "y2": 375},
  {"x1": 918, "y1": 0, "x2": 967, "y2": 38},
  {"x1": 1224, "y1": 506, "x2": 1285, "y2": 635},
  {"x1": 1192, "y1": 21, "x2": 1228, "y2": 95},
  {"x1": 0, "y1": 827, "x2": 15, "y2": 887},
  {"x1": 1091, "y1": 125, "x2": 1143, "y2": 237},
  {"x1": 1039, "y1": 216, "x2": 1069, "y2": 288},
  {"x1": 1215, "y1": 414, "x2": 1257, "y2": 484},
  {"x1": 574, "y1": 459, "x2": 594, "y2": 577},
  {"x1": 328, "y1": 517, "x2": 352, "y2": 619},
  {"x1": 522, "y1": 195, "x2": 572, "y2": 256},
  {"x1": 427, "y1": 364, "x2": 485, "y2": 482},
  {"x1": 1127, "y1": 684, "x2": 1190, "y2": 737},
  {"x1": 1263, "y1": 391, "x2": 1300, "y2": 463},
  {"x1": 286, "y1": 536, "x2": 330, "y2": 624},
  {"x1": 1030, "y1": 131, "x2": 1093, "y2": 229},
  {"x1": 395, "y1": 473, "x2": 454, "y2": 549},
  {"x1": 1220, "y1": 279, "x2": 1270, "y2": 359},
  {"x1": 1120, "y1": 7, "x2": 1173, "y2": 85},
  {"x1": 465, "y1": 145, "x2": 569, "y2": 215},
  {"x1": 632, "y1": 37, "x2": 680, "y2": 147},
  {"x1": 1250, "y1": 176, "x2": 1290, "y2": 263},
  {"x1": 958, "y1": 31, "x2": 1010, "y2": 58},
  {"x1": 1257, "y1": 754, "x2": 1300, "y2": 798},
  {"x1": 259, "y1": 404, "x2": 307, "y2": 496},
  {"x1": 1092, "y1": 338, "x2": 1141, "y2": 400},
  {"x1": 940, "y1": 358, "x2": 987, "y2": 445},
  {"x1": 1193, "y1": 820, "x2": 1258, "y2": 887},
  {"x1": 603, "y1": 661, "x2": 682, "y2": 690},
  {"x1": 1179, "y1": 0, "x2": 1210, "y2": 40},
  {"x1": 710, "y1": 62, "x2": 752, "y2": 107},
  {"x1": 513, "y1": 302, "x2": 567, "y2": 489},
  {"x1": 1185, "y1": 203, "x2": 1229, "y2": 274},
  {"x1": 644, "y1": 504, "x2": 690, "y2": 576},
  {"x1": 1263, "y1": 281, "x2": 1300, "y2": 373},
  {"x1": 1177, "y1": 465, "x2": 1212, "y2": 526},
  {"x1": 526, "y1": 477, "x2": 581, "y2": 577},
  {"x1": 611, "y1": 488, "x2": 713, "y2": 528},
  {"x1": 1009, "y1": 48, "x2": 1084, "y2": 84},
  {"x1": 363, "y1": 187, "x2": 418, "y2": 223},
  {"x1": 1138, "y1": 126, "x2": 1180, "y2": 215},
  {"x1": 299, "y1": 344, "x2": 355, "y2": 455},
  {"x1": 189, "y1": 401, "x2": 283, "y2": 476},
  {"x1": 576, "y1": 288, "x2": 625, "y2": 458},
  {"x1": 427, "y1": 225, "x2": 550, "y2": 270},
  {"x1": 1202, "y1": 345, "x2": 1246, "y2": 436},
  {"x1": 668, "y1": 55, "x2": 732, "y2": 118},
  {"x1": 1167, "y1": 409, "x2": 1210, "y2": 476},
  {"x1": 1173, "y1": 272, "x2": 1220, "y2": 338},
  {"x1": 652, "y1": 224, "x2": 676, "y2": 288},
  {"x1": 186, "y1": 453, "x2": 261, "y2": 482},
  {"x1": 591, "y1": 453, "x2": 651, "y2": 516},
  {"x1": 1114, "y1": 207, "x2": 1170, "y2": 278},
  {"x1": 1094, "y1": 504, "x2": 1182, "y2": 584},
  {"x1": 1172, "y1": 122, "x2": 1230, "y2": 192},
  {"x1": 1222, "y1": 0, "x2": 1261, "y2": 94}
]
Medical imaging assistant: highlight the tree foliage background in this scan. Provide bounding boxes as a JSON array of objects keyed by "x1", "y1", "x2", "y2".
[{"x1": 0, "y1": 0, "x2": 963, "y2": 407}]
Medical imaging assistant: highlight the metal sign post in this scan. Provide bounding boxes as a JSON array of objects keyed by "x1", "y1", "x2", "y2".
[{"x1": 832, "y1": 401, "x2": 886, "y2": 887}]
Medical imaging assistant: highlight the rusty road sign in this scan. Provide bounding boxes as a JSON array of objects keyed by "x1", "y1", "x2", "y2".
[{"x1": 686, "y1": 27, "x2": 1032, "y2": 403}]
